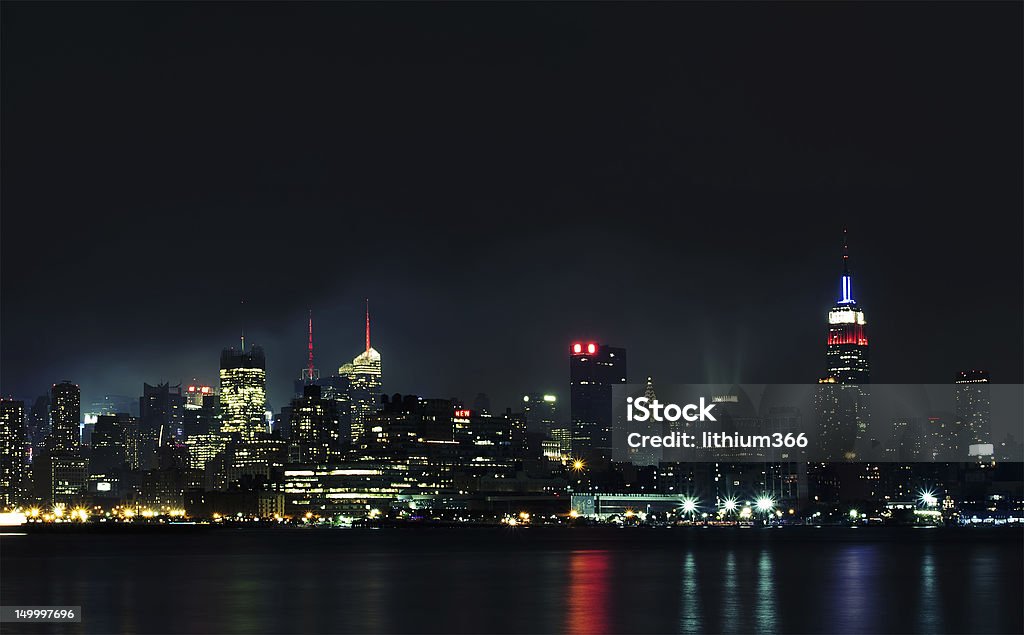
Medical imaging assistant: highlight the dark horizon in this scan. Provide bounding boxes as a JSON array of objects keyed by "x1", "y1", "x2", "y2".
[{"x1": 2, "y1": 2, "x2": 1022, "y2": 412}]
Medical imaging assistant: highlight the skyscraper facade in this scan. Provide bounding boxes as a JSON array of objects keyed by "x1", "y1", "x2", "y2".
[
  {"x1": 0, "y1": 399, "x2": 27, "y2": 508},
  {"x1": 139, "y1": 382, "x2": 186, "y2": 465},
  {"x1": 91, "y1": 413, "x2": 136, "y2": 473},
  {"x1": 569, "y1": 341, "x2": 627, "y2": 462},
  {"x1": 522, "y1": 393, "x2": 558, "y2": 437},
  {"x1": 289, "y1": 385, "x2": 338, "y2": 463},
  {"x1": 219, "y1": 344, "x2": 268, "y2": 441},
  {"x1": 340, "y1": 305, "x2": 381, "y2": 444},
  {"x1": 50, "y1": 381, "x2": 81, "y2": 454},
  {"x1": 955, "y1": 370, "x2": 991, "y2": 454}
]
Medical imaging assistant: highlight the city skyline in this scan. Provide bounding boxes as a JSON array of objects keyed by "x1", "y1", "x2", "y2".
[
  {"x1": 2, "y1": 2, "x2": 1022, "y2": 413},
  {"x1": 1, "y1": 4, "x2": 1020, "y2": 635},
  {"x1": 1, "y1": 231, "x2": 1020, "y2": 417}
]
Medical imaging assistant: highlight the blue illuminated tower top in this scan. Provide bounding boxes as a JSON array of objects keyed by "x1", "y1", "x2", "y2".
[{"x1": 838, "y1": 228, "x2": 855, "y2": 305}]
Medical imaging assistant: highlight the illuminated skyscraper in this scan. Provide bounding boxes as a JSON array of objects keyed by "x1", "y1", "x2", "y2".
[
  {"x1": 825, "y1": 232, "x2": 870, "y2": 384},
  {"x1": 955, "y1": 370, "x2": 991, "y2": 453},
  {"x1": 50, "y1": 381, "x2": 81, "y2": 453},
  {"x1": 818, "y1": 231, "x2": 871, "y2": 463},
  {"x1": 219, "y1": 341, "x2": 268, "y2": 442},
  {"x1": 569, "y1": 341, "x2": 627, "y2": 462},
  {"x1": 0, "y1": 399, "x2": 27, "y2": 508},
  {"x1": 339, "y1": 302, "x2": 382, "y2": 444},
  {"x1": 288, "y1": 385, "x2": 338, "y2": 464}
]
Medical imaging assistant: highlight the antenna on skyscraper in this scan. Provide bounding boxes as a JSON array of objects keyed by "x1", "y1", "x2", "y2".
[
  {"x1": 240, "y1": 297, "x2": 247, "y2": 351},
  {"x1": 842, "y1": 227, "x2": 850, "y2": 274},
  {"x1": 365, "y1": 298, "x2": 371, "y2": 353},
  {"x1": 303, "y1": 309, "x2": 318, "y2": 382}
]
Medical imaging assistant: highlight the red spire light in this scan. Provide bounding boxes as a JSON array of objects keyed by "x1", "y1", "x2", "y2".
[{"x1": 307, "y1": 310, "x2": 315, "y2": 379}]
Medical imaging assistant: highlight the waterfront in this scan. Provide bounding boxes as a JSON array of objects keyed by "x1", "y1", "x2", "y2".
[{"x1": 1, "y1": 527, "x2": 1021, "y2": 634}]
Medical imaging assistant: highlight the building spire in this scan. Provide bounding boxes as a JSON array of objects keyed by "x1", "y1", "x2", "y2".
[
  {"x1": 307, "y1": 309, "x2": 315, "y2": 379},
  {"x1": 240, "y1": 298, "x2": 246, "y2": 350},
  {"x1": 365, "y1": 298, "x2": 371, "y2": 353},
  {"x1": 842, "y1": 227, "x2": 850, "y2": 274},
  {"x1": 839, "y1": 228, "x2": 854, "y2": 304}
]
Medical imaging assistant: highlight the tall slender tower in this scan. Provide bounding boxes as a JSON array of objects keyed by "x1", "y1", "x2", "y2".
[
  {"x1": 825, "y1": 230, "x2": 870, "y2": 383},
  {"x1": 955, "y1": 370, "x2": 991, "y2": 455},
  {"x1": 339, "y1": 300, "x2": 382, "y2": 444},
  {"x1": 50, "y1": 381, "x2": 81, "y2": 453},
  {"x1": 818, "y1": 230, "x2": 871, "y2": 460},
  {"x1": 300, "y1": 310, "x2": 319, "y2": 384},
  {"x1": 569, "y1": 341, "x2": 627, "y2": 463},
  {"x1": 0, "y1": 399, "x2": 27, "y2": 508}
]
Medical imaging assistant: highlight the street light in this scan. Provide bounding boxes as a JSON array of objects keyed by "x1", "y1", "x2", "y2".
[
  {"x1": 919, "y1": 489, "x2": 938, "y2": 507},
  {"x1": 755, "y1": 496, "x2": 775, "y2": 514},
  {"x1": 680, "y1": 496, "x2": 699, "y2": 517},
  {"x1": 720, "y1": 497, "x2": 739, "y2": 515}
]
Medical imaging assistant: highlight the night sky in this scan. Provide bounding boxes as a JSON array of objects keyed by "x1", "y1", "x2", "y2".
[{"x1": 2, "y1": 2, "x2": 1021, "y2": 414}]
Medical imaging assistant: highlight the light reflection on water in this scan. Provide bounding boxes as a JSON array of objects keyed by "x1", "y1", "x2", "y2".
[{"x1": 0, "y1": 529, "x2": 1020, "y2": 634}]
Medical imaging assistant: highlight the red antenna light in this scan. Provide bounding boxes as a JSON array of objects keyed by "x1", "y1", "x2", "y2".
[
  {"x1": 587, "y1": 343, "x2": 597, "y2": 354},
  {"x1": 307, "y1": 310, "x2": 315, "y2": 379},
  {"x1": 572, "y1": 343, "x2": 582, "y2": 354}
]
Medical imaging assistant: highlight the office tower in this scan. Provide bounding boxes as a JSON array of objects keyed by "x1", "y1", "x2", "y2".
[
  {"x1": 550, "y1": 427, "x2": 572, "y2": 455},
  {"x1": 50, "y1": 381, "x2": 81, "y2": 453},
  {"x1": 818, "y1": 232, "x2": 871, "y2": 459},
  {"x1": 183, "y1": 385, "x2": 220, "y2": 437},
  {"x1": 209, "y1": 434, "x2": 287, "y2": 491},
  {"x1": 139, "y1": 383, "x2": 186, "y2": 469},
  {"x1": 184, "y1": 433, "x2": 226, "y2": 472},
  {"x1": 27, "y1": 394, "x2": 51, "y2": 458},
  {"x1": 185, "y1": 384, "x2": 215, "y2": 408},
  {"x1": 0, "y1": 399, "x2": 27, "y2": 508},
  {"x1": 628, "y1": 379, "x2": 662, "y2": 467},
  {"x1": 569, "y1": 341, "x2": 627, "y2": 462},
  {"x1": 91, "y1": 413, "x2": 136, "y2": 473},
  {"x1": 219, "y1": 342, "x2": 268, "y2": 441},
  {"x1": 522, "y1": 393, "x2": 558, "y2": 437},
  {"x1": 289, "y1": 385, "x2": 338, "y2": 464},
  {"x1": 32, "y1": 454, "x2": 88, "y2": 505},
  {"x1": 955, "y1": 370, "x2": 992, "y2": 454},
  {"x1": 339, "y1": 303, "x2": 382, "y2": 444}
]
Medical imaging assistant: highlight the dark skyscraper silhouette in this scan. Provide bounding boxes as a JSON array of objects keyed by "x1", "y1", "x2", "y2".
[{"x1": 569, "y1": 341, "x2": 626, "y2": 463}]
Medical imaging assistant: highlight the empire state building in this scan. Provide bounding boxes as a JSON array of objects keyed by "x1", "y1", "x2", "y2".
[
  {"x1": 818, "y1": 231, "x2": 871, "y2": 459},
  {"x1": 825, "y1": 232, "x2": 870, "y2": 384}
]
